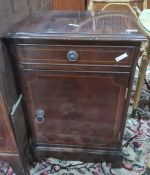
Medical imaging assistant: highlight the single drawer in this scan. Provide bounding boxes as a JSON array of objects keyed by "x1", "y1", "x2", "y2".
[{"x1": 16, "y1": 45, "x2": 135, "y2": 66}]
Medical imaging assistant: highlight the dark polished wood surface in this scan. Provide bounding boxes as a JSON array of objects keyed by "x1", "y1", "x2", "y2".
[
  {"x1": 3, "y1": 10, "x2": 146, "y2": 167},
  {"x1": 20, "y1": 71, "x2": 129, "y2": 148},
  {"x1": 16, "y1": 45, "x2": 135, "y2": 66},
  {"x1": 0, "y1": 93, "x2": 17, "y2": 152},
  {"x1": 6, "y1": 11, "x2": 145, "y2": 41},
  {"x1": 0, "y1": 91, "x2": 27, "y2": 174}
]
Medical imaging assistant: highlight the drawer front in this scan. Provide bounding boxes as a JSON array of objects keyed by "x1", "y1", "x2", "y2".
[
  {"x1": 16, "y1": 45, "x2": 135, "y2": 66},
  {"x1": 20, "y1": 70, "x2": 129, "y2": 149}
]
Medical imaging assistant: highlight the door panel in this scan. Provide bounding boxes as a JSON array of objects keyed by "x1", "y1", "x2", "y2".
[{"x1": 20, "y1": 70, "x2": 129, "y2": 149}]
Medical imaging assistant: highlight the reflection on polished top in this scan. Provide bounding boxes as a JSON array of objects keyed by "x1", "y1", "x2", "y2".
[{"x1": 7, "y1": 10, "x2": 146, "y2": 41}]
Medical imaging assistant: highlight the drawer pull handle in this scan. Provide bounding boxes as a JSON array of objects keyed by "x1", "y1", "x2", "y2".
[
  {"x1": 67, "y1": 50, "x2": 78, "y2": 62},
  {"x1": 36, "y1": 109, "x2": 45, "y2": 124}
]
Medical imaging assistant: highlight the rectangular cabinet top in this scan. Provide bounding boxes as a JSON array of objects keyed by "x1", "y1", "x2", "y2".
[{"x1": 5, "y1": 10, "x2": 146, "y2": 41}]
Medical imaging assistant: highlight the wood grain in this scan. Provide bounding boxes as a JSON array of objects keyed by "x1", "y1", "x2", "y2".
[
  {"x1": 52, "y1": 0, "x2": 86, "y2": 10},
  {"x1": 148, "y1": 0, "x2": 150, "y2": 8}
]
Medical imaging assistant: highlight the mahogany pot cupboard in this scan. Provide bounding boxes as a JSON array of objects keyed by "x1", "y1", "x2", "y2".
[{"x1": 2, "y1": 10, "x2": 146, "y2": 173}]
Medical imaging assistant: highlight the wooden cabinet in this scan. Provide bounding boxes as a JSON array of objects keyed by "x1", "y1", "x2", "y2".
[
  {"x1": 3, "y1": 10, "x2": 145, "y2": 167},
  {"x1": 0, "y1": 91, "x2": 27, "y2": 174},
  {"x1": 52, "y1": 0, "x2": 86, "y2": 10},
  {"x1": 20, "y1": 70, "x2": 129, "y2": 147},
  {"x1": 0, "y1": 32, "x2": 29, "y2": 175},
  {"x1": 0, "y1": 93, "x2": 17, "y2": 152}
]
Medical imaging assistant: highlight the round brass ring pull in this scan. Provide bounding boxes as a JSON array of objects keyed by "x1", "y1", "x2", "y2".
[
  {"x1": 36, "y1": 109, "x2": 45, "y2": 124},
  {"x1": 67, "y1": 50, "x2": 78, "y2": 62}
]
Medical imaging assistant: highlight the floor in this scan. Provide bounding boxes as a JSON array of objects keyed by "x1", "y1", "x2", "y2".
[{"x1": 29, "y1": 118, "x2": 150, "y2": 175}]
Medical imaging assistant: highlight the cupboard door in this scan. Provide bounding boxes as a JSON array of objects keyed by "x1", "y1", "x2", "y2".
[
  {"x1": 20, "y1": 70, "x2": 129, "y2": 149},
  {"x1": 52, "y1": 0, "x2": 86, "y2": 10}
]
